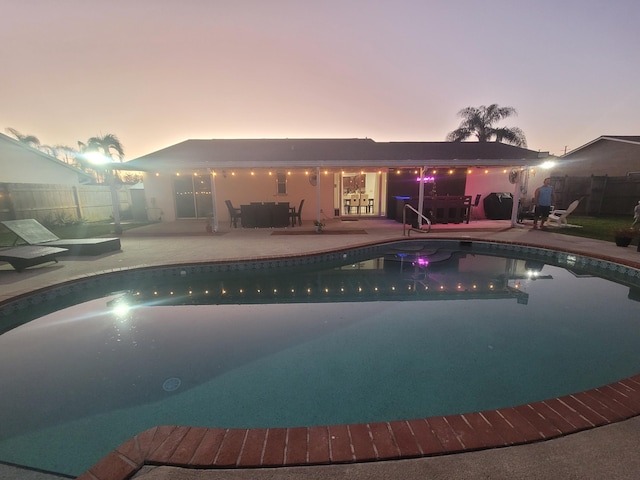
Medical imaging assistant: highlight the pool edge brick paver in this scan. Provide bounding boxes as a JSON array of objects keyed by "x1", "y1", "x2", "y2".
[
  {"x1": 388, "y1": 420, "x2": 422, "y2": 458},
  {"x1": 236, "y1": 428, "x2": 267, "y2": 467},
  {"x1": 284, "y1": 427, "x2": 308, "y2": 465},
  {"x1": 369, "y1": 422, "x2": 401, "y2": 460},
  {"x1": 260, "y1": 428, "x2": 287, "y2": 466},
  {"x1": 348, "y1": 424, "x2": 377, "y2": 462},
  {"x1": 188, "y1": 428, "x2": 226, "y2": 467},
  {"x1": 307, "y1": 426, "x2": 331, "y2": 464},
  {"x1": 213, "y1": 429, "x2": 248, "y2": 467},
  {"x1": 328, "y1": 424, "x2": 354, "y2": 463}
]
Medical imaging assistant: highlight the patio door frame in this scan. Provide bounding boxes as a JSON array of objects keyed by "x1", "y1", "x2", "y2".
[
  {"x1": 337, "y1": 170, "x2": 386, "y2": 217},
  {"x1": 173, "y1": 173, "x2": 213, "y2": 219}
]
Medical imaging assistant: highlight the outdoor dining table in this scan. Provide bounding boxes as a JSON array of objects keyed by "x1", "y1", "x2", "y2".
[
  {"x1": 395, "y1": 195, "x2": 472, "y2": 224},
  {"x1": 240, "y1": 202, "x2": 290, "y2": 228}
]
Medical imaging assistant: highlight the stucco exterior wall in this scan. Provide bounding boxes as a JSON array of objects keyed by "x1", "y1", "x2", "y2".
[
  {"x1": 142, "y1": 170, "x2": 336, "y2": 224},
  {"x1": 142, "y1": 167, "x2": 524, "y2": 223},
  {"x1": 142, "y1": 174, "x2": 174, "y2": 221},
  {"x1": 463, "y1": 169, "x2": 519, "y2": 218}
]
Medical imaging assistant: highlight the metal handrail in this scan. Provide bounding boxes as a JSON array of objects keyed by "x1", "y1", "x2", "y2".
[{"x1": 402, "y1": 204, "x2": 431, "y2": 236}]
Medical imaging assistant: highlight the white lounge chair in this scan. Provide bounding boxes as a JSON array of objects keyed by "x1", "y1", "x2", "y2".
[{"x1": 547, "y1": 199, "x2": 580, "y2": 227}]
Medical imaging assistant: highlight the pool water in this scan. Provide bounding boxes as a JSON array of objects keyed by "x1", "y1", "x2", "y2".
[{"x1": 0, "y1": 241, "x2": 639, "y2": 476}]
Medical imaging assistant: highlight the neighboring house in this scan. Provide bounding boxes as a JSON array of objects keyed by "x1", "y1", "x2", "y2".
[
  {"x1": 0, "y1": 132, "x2": 93, "y2": 185},
  {"x1": 0, "y1": 133, "x2": 138, "y2": 223},
  {"x1": 122, "y1": 138, "x2": 553, "y2": 224},
  {"x1": 554, "y1": 136, "x2": 640, "y2": 177},
  {"x1": 545, "y1": 136, "x2": 640, "y2": 215}
]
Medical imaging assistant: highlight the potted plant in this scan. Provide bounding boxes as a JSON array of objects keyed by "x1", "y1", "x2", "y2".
[
  {"x1": 613, "y1": 227, "x2": 637, "y2": 247},
  {"x1": 313, "y1": 219, "x2": 325, "y2": 233}
]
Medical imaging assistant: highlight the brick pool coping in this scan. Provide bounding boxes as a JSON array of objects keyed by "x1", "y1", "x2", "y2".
[
  {"x1": 79, "y1": 375, "x2": 640, "y2": 480},
  {"x1": 14, "y1": 237, "x2": 639, "y2": 480}
]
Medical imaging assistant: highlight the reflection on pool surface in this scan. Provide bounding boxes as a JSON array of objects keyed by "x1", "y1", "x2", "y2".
[{"x1": 0, "y1": 240, "x2": 639, "y2": 476}]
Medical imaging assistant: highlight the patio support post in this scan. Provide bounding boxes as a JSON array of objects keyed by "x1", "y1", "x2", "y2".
[
  {"x1": 417, "y1": 166, "x2": 426, "y2": 227},
  {"x1": 209, "y1": 168, "x2": 219, "y2": 233},
  {"x1": 108, "y1": 168, "x2": 122, "y2": 235},
  {"x1": 315, "y1": 167, "x2": 321, "y2": 223},
  {"x1": 510, "y1": 166, "x2": 525, "y2": 227}
]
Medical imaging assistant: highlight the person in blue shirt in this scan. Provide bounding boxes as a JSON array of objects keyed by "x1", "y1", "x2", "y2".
[{"x1": 533, "y1": 177, "x2": 555, "y2": 229}]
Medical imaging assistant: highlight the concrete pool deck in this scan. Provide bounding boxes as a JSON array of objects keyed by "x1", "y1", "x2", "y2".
[{"x1": 1, "y1": 217, "x2": 640, "y2": 480}]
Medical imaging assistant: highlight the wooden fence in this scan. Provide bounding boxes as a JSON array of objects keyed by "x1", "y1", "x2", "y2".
[
  {"x1": 0, "y1": 183, "x2": 137, "y2": 224},
  {"x1": 551, "y1": 175, "x2": 640, "y2": 216}
]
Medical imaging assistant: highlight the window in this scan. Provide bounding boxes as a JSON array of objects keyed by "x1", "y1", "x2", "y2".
[{"x1": 276, "y1": 172, "x2": 287, "y2": 195}]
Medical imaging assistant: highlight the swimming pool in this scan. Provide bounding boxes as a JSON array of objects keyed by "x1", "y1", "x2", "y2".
[{"x1": 1, "y1": 239, "x2": 639, "y2": 476}]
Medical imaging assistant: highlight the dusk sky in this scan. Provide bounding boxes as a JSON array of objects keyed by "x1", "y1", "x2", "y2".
[{"x1": 2, "y1": 0, "x2": 638, "y2": 160}]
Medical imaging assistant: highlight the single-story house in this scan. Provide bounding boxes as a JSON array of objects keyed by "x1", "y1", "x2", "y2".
[
  {"x1": 121, "y1": 138, "x2": 554, "y2": 227},
  {"x1": 542, "y1": 136, "x2": 640, "y2": 215},
  {"x1": 553, "y1": 136, "x2": 640, "y2": 177},
  {"x1": 0, "y1": 132, "x2": 93, "y2": 185}
]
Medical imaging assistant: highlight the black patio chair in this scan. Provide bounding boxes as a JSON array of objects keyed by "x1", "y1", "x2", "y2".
[
  {"x1": 225, "y1": 200, "x2": 242, "y2": 228},
  {"x1": 289, "y1": 199, "x2": 305, "y2": 227},
  {"x1": 469, "y1": 194, "x2": 482, "y2": 221}
]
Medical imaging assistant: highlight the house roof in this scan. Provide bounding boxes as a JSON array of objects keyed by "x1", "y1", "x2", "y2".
[
  {"x1": 563, "y1": 135, "x2": 640, "y2": 157},
  {"x1": 0, "y1": 132, "x2": 94, "y2": 183},
  {"x1": 122, "y1": 138, "x2": 552, "y2": 172}
]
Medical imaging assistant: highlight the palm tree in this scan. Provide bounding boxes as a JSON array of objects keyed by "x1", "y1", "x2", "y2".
[
  {"x1": 5, "y1": 127, "x2": 41, "y2": 148},
  {"x1": 79, "y1": 133, "x2": 125, "y2": 162},
  {"x1": 79, "y1": 133, "x2": 125, "y2": 234},
  {"x1": 446, "y1": 104, "x2": 527, "y2": 147}
]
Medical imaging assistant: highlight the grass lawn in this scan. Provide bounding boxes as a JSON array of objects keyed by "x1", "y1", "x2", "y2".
[{"x1": 541, "y1": 215, "x2": 637, "y2": 243}]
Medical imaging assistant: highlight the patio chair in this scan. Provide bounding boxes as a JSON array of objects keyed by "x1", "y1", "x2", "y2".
[
  {"x1": 0, "y1": 245, "x2": 68, "y2": 271},
  {"x1": 360, "y1": 195, "x2": 370, "y2": 213},
  {"x1": 469, "y1": 194, "x2": 482, "y2": 221},
  {"x1": 349, "y1": 197, "x2": 360, "y2": 214},
  {"x1": 225, "y1": 200, "x2": 242, "y2": 228},
  {"x1": 547, "y1": 199, "x2": 581, "y2": 227},
  {"x1": 289, "y1": 199, "x2": 304, "y2": 227},
  {"x1": 1, "y1": 219, "x2": 120, "y2": 256}
]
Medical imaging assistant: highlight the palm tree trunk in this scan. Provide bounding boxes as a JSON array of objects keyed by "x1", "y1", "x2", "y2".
[{"x1": 108, "y1": 170, "x2": 122, "y2": 234}]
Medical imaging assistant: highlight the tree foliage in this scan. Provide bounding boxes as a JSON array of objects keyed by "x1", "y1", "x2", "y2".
[
  {"x1": 5, "y1": 127, "x2": 41, "y2": 148},
  {"x1": 5, "y1": 127, "x2": 141, "y2": 183},
  {"x1": 79, "y1": 133, "x2": 125, "y2": 162},
  {"x1": 446, "y1": 104, "x2": 527, "y2": 147}
]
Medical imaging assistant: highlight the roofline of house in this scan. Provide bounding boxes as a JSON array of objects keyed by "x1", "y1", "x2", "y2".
[
  {"x1": 562, "y1": 135, "x2": 640, "y2": 157},
  {"x1": 117, "y1": 138, "x2": 555, "y2": 173},
  {"x1": 115, "y1": 157, "x2": 554, "y2": 173}
]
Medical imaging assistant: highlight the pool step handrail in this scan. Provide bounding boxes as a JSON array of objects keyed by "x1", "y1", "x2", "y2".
[{"x1": 403, "y1": 204, "x2": 431, "y2": 236}]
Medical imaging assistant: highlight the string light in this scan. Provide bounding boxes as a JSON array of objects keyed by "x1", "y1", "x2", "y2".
[{"x1": 157, "y1": 166, "x2": 525, "y2": 182}]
